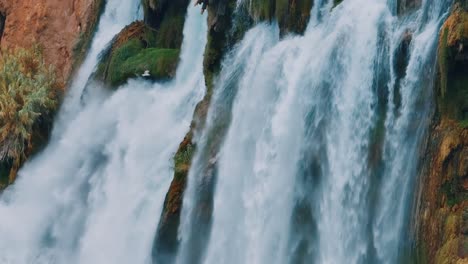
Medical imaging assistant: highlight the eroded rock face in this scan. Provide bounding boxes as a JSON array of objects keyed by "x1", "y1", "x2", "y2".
[
  {"x1": 143, "y1": 0, "x2": 189, "y2": 31},
  {"x1": 248, "y1": 0, "x2": 313, "y2": 36},
  {"x1": 398, "y1": 0, "x2": 422, "y2": 15},
  {"x1": 416, "y1": 121, "x2": 468, "y2": 263},
  {"x1": 415, "y1": 2, "x2": 468, "y2": 263},
  {"x1": 0, "y1": 0, "x2": 103, "y2": 84},
  {"x1": 0, "y1": 0, "x2": 102, "y2": 189}
]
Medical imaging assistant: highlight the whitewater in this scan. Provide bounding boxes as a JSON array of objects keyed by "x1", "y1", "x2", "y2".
[
  {"x1": 177, "y1": 0, "x2": 451, "y2": 264},
  {"x1": 0, "y1": 0, "x2": 207, "y2": 263},
  {"x1": 0, "y1": 0, "x2": 452, "y2": 263}
]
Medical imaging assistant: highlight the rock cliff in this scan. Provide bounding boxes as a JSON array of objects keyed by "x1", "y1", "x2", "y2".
[
  {"x1": 415, "y1": 2, "x2": 468, "y2": 263},
  {"x1": 0, "y1": 0, "x2": 103, "y2": 84}
]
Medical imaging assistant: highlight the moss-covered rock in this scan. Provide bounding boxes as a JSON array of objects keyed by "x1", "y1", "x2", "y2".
[
  {"x1": 415, "y1": 119, "x2": 468, "y2": 263},
  {"x1": 96, "y1": 0, "x2": 191, "y2": 88},
  {"x1": 248, "y1": 0, "x2": 313, "y2": 36},
  {"x1": 152, "y1": 134, "x2": 194, "y2": 264},
  {"x1": 95, "y1": 21, "x2": 180, "y2": 87},
  {"x1": 142, "y1": 0, "x2": 188, "y2": 46},
  {"x1": 397, "y1": 0, "x2": 422, "y2": 15},
  {"x1": 437, "y1": 2, "x2": 468, "y2": 127},
  {"x1": 414, "y1": 2, "x2": 468, "y2": 263},
  {"x1": 152, "y1": 1, "x2": 239, "y2": 262}
]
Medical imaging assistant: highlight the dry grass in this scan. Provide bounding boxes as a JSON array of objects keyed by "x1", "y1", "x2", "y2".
[{"x1": 0, "y1": 46, "x2": 60, "y2": 164}]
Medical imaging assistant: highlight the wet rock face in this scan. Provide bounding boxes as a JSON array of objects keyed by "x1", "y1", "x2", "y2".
[
  {"x1": 248, "y1": 0, "x2": 313, "y2": 36},
  {"x1": 0, "y1": 0, "x2": 103, "y2": 84},
  {"x1": 415, "y1": 2, "x2": 468, "y2": 263},
  {"x1": 397, "y1": 0, "x2": 422, "y2": 15},
  {"x1": 143, "y1": 0, "x2": 189, "y2": 30},
  {"x1": 417, "y1": 121, "x2": 468, "y2": 263},
  {"x1": 437, "y1": 2, "x2": 468, "y2": 125},
  {"x1": 94, "y1": 21, "x2": 180, "y2": 87}
]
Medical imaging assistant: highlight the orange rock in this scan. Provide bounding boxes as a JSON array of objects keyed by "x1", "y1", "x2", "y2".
[{"x1": 0, "y1": 0, "x2": 101, "y2": 84}]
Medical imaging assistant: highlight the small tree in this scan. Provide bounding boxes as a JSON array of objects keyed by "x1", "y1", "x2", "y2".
[{"x1": 0, "y1": 46, "x2": 60, "y2": 183}]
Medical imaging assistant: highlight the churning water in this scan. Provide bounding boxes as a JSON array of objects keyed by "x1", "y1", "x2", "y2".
[
  {"x1": 0, "y1": 0, "x2": 452, "y2": 263},
  {"x1": 177, "y1": 0, "x2": 451, "y2": 264},
  {"x1": 0, "y1": 1, "x2": 207, "y2": 263}
]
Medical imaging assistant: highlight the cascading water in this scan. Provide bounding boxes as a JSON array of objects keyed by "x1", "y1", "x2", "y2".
[
  {"x1": 176, "y1": 0, "x2": 451, "y2": 263},
  {"x1": 0, "y1": 1, "x2": 207, "y2": 264},
  {"x1": 0, "y1": 0, "x2": 452, "y2": 262}
]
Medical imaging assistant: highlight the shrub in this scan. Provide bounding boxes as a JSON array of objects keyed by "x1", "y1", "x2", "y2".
[{"x1": 0, "y1": 46, "x2": 60, "y2": 180}]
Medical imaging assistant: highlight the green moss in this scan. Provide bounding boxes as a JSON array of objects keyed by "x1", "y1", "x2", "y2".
[
  {"x1": 437, "y1": 5, "x2": 468, "y2": 125},
  {"x1": 108, "y1": 45, "x2": 179, "y2": 86},
  {"x1": 442, "y1": 177, "x2": 468, "y2": 206},
  {"x1": 276, "y1": 0, "x2": 313, "y2": 35},
  {"x1": 459, "y1": 119, "x2": 468, "y2": 128},
  {"x1": 97, "y1": 0, "x2": 187, "y2": 88},
  {"x1": 247, "y1": 0, "x2": 312, "y2": 35},
  {"x1": 156, "y1": 14, "x2": 185, "y2": 48},
  {"x1": 438, "y1": 28, "x2": 450, "y2": 98},
  {"x1": 203, "y1": 34, "x2": 221, "y2": 95},
  {"x1": 174, "y1": 143, "x2": 194, "y2": 180},
  {"x1": 250, "y1": 0, "x2": 276, "y2": 21}
]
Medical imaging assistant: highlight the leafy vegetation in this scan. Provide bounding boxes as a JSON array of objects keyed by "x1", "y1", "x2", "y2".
[
  {"x1": 173, "y1": 143, "x2": 194, "y2": 180},
  {"x1": 0, "y1": 46, "x2": 60, "y2": 184}
]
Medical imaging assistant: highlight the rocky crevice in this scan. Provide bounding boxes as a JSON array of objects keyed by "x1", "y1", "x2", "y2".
[{"x1": 0, "y1": 12, "x2": 5, "y2": 42}]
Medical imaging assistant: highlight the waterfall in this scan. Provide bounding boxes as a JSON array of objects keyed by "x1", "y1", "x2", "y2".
[
  {"x1": 0, "y1": 1, "x2": 207, "y2": 264},
  {"x1": 0, "y1": 0, "x2": 452, "y2": 262},
  {"x1": 177, "y1": 0, "x2": 451, "y2": 263}
]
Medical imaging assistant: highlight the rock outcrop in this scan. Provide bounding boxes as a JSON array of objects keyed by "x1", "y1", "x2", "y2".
[
  {"x1": 152, "y1": 1, "x2": 238, "y2": 263},
  {"x1": 398, "y1": 0, "x2": 422, "y2": 15},
  {"x1": 95, "y1": 0, "x2": 189, "y2": 87},
  {"x1": 0, "y1": 0, "x2": 104, "y2": 84},
  {"x1": 0, "y1": 0, "x2": 103, "y2": 189},
  {"x1": 95, "y1": 21, "x2": 180, "y2": 87},
  {"x1": 415, "y1": 2, "x2": 468, "y2": 263},
  {"x1": 248, "y1": 0, "x2": 313, "y2": 36}
]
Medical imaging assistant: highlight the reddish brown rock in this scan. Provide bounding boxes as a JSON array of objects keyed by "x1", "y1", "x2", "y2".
[
  {"x1": 415, "y1": 120, "x2": 468, "y2": 263},
  {"x1": 0, "y1": 0, "x2": 103, "y2": 84}
]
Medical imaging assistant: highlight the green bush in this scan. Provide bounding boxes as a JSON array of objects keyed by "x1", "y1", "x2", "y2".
[{"x1": 0, "y1": 46, "x2": 60, "y2": 183}]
